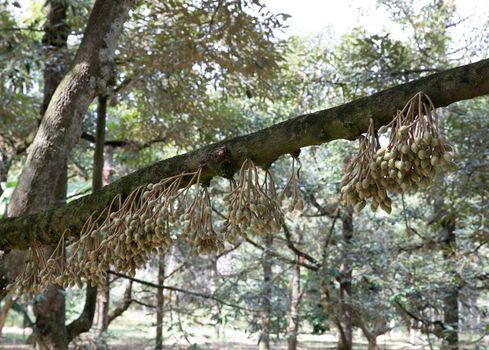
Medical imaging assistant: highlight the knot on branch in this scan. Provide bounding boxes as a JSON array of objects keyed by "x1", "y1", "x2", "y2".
[{"x1": 210, "y1": 146, "x2": 234, "y2": 179}]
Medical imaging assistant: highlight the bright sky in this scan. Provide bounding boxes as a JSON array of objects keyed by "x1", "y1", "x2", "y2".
[{"x1": 263, "y1": 0, "x2": 489, "y2": 40}]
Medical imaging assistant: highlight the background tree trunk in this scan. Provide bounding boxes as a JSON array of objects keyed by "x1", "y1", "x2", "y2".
[
  {"x1": 30, "y1": 2, "x2": 69, "y2": 347},
  {"x1": 32, "y1": 169, "x2": 68, "y2": 350},
  {"x1": 441, "y1": 214, "x2": 459, "y2": 350},
  {"x1": 93, "y1": 95, "x2": 110, "y2": 335},
  {"x1": 337, "y1": 207, "x2": 353, "y2": 350},
  {"x1": 259, "y1": 234, "x2": 273, "y2": 350},
  {"x1": 155, "y1": 251, "x2": 165, "y2": 349},
  {"x1": 287, "y1": 229, "x2": 302, "y2": 350}
]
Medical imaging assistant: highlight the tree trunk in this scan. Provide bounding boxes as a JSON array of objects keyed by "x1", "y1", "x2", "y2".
[
  {"x1": 210, "y1": 256, "x2": 222, "y2": 339},
  {"x1": 1, "y1": 2, "x2": 133, "y2": 347},
  {"x1": 96, "y1": 277, "x2": 110, "y2": 334},
  {"x1": 40, "y1": 0, "x2": 69, "y2": 118},
  {"x1": 287, "y1": 260, "x2": 300, "y2": 350},
  {"x1": 155, "y1": 251, "x2": 165, "y2": 349},
  {"x1": 441, "y1": 215, "x2": 458, "y2": 350},
  {"x1": 259, "y1": 234, "x2": 273, "y2": 350},
  {"x1": 0, "y1": 0, "x2": 136, "y2": 251},
  {"x1": 31, "y1": 161, "x2": 68, "y2": 349},
  {"x1": 93, "y1": 95, "x2": 110, "y2": 335},
  {"x1": 32, "y1": 4, "x2": 70, "y2": 346},
  {"x1": 337, "y1": 207, "x2": 353, "y2": 350},
  {"x1": 287, "y1": 229, "x2": 302, "y2": 350},
  {"x1": 107, "y1": 279, "x2": 132, "y2": 326},
  {"x1": 367, "y1": 338, "x2": 378, "y2": 350}
]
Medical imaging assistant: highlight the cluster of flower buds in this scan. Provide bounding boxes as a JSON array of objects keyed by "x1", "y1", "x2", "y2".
[
  {"x1": 224, "y1": 159, "x2": 283, "y2": 240},
  {"x1": 13, "y1": 155, "x2": 308, "y2": 293},
  {"x1": 341, "y1": 92, "x2": 456, "y2": 214},
  {"x1": 281, "y1": 156, "x2": 305, "y2": 213},
  {"x1": 9, "y1": 234, "x2": 67, "y2": 295},
  {"x1": 183, "y1": 187, "x2": 224, "y2": 255}
]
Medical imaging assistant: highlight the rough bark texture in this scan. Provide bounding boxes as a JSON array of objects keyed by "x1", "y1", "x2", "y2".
[
  {"x1": 95, "y1": 277, "x2": 110, "y2": 334},
  {"x1": 28, "y1": 3, "x2": 70, "y2": 347},
  {"x1": 1, "y1": 58, "x2": 489, "y2": 250},
  {"x1": 259, "y1": 235, "x2": 273, "y2": 350},
  {"x1": 287, "y1": 229, "x2": 302, "y2": 350},
  {"x1": 93, "y1": 95, "x2": 109, "y2": 335},
  {"x1": 441, "y1": 215, "x2": 458, "y2": 350},
  {"x1": 7, "y1": 0, "x2": 133, "y2": 217},
  {"x1": 32, "y1": 171, "x2": 68, "y2": 350},
  {"x1": 287, "y1": 257, "x2": 301, "y2": 350},
  {"x1": 40, "y1": 0, "x2": 69, "y2": 117},
  {"x1": 155, "y1": 251, "x2": 165, "y2": 349},
  {"x1": 337, "y1": 207, "x2": 353, "y2": 350}
]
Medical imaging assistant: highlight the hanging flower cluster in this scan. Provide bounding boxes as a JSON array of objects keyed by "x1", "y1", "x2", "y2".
[
  {"x1": 224, "y1": 159, "x2": 283, "y2": 240},
  {"x1": 341, "y1": 92, "x2": 456, "y2": 213},
  {"x1": 11, "y1": 92, "x2": 456, "y2": 294},
  {"x1": 11, "y1": 157, "x2": 305, "y2": 295}
]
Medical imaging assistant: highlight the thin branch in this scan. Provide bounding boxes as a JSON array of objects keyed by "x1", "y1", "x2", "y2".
[
  {"x1": 245, "y1": 237, "x2": 319, "y2": 271},
  {"x1": 80, "y1": 132, "x2": 166, "y2": 149},
  {"x1": 321, "y1": 208, "x2": 340, "y2": 266},
  {"x1": 282, "y1": 223, "x2": 320, "y2": 268},
  {"x1": 108, "y1": 270, "x2": 258, "y2": 313}
]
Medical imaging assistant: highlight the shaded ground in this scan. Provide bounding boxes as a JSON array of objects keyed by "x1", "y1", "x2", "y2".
[
  {"x1": 0, "y1": 328, "x2": 458, "y2": 350},
  {"x1": 1, "y1": 319, "x2": 487, "y2": 349}
]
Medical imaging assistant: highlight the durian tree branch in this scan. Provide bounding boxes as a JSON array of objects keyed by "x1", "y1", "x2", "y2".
[{"x1": 1, "y1": 58, "x2": 489, "y2": 250}]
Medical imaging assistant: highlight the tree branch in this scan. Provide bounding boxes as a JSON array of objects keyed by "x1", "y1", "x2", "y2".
[
  {"x1": 1, "y1": 59, "x2": 489, "y2": 249},
  {"x1": 282, "y1": 223, "x2": 320, "y2": 267},
  {"x1": 107, "y1": 280, "x2": 132, "y2": 325},
  {"x1": 66, "y1": 284, "x2": 97, "y2": 342},
  {"x1": 108, "y1": 270, "x2": 257, "y2": 313},
  {"x1": 80, "y1": 132, "x2": 167, "y2": 149},
  {"x1": 245, "y1": 237, "x2": 319, "y2": 271}
]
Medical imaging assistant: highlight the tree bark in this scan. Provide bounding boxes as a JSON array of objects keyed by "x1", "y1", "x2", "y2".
[
  {"x1": 337, "y1": 207, "x2": 353, "y2": 350},
  {"x1": 2, "y1": 58, "x2": 489, "y2": 250},
  {"x1": 7, "y1": 0, "x2": 133, "y2": 217},
  {"x1": 30, "y1": 3, "x2": 70, "y2": 347},
  {"x1": 287, "y1": 230, "x2": 302, "y2": 350},
  {"x1": 96, "y1": 277, "x2": 110, "y2": 334},
  {"x1": 155, "y1": 251, "x2": 165, "y2": 349},
  {"x1": 259, "y1": 234, "x2": 273, "y2": 350},
  {"x1": 441, "y1": 215, "x2": 458, "y2": 350},
  {"x1": 93, "y1": 95, "x2": 110, "y2": 335},
  {"x1": 0, "y1": 0, "x2": 135, "y2": 250},
  {"x1": 40, "y1": 0, "x2": 69, "y2": 118},
  {"x1": 32, "y1": 168, "x2": 68, "y2": 349}
]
